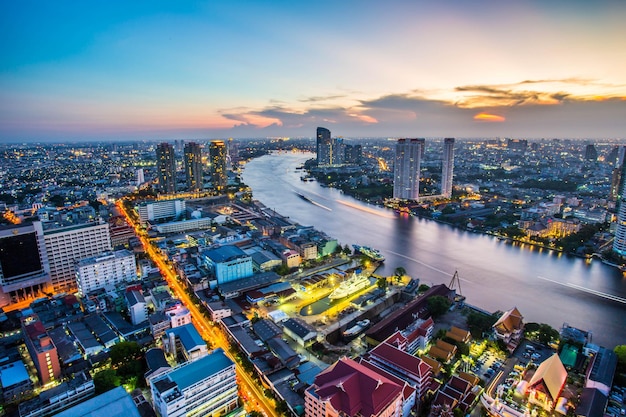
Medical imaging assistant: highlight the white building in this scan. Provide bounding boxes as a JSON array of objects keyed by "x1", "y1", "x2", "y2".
[
  {"x1": 165, "y1": 305, "x2": 192, "y2": 329},
  {"x1": 135, "y1": 200, "x2": 186, "y2": 225},
  {"x1": 76, "y1": 250, "x2": 137, "y2": 296},
  {"x1": 441, "y1": 138, "x2": 455, "y2": 198},
  {"x1": 126, "y1": 290, "x2": 148, "y2": 325},
  {"x1": 43, "y1": 221, "x2": 112, "y2": 292},
  {"x1": 150, "y1": 348, "x2": 240, "y2": 417},
  {"x1": 393, "y1": 138, "x2": 424, "y2": 200}
]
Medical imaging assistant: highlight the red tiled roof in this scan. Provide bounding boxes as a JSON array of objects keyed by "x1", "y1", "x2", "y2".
[
  {"x1": 24, "y1": 321, "x2": 46, "y2": 340},
  {"x1": 358, "y1": 359, "x2": 416, "y2": 402},
  {"x1": 314, "y1": 357, "x2": 402, "y2": 417},
  {"x1": 370, "y1": 342, "x2": 431, "y2": 378}
]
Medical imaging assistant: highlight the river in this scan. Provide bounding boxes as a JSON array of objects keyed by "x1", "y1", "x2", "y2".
[{"x1": 241, "y1": 152, "x2": 626, "y2": 348}]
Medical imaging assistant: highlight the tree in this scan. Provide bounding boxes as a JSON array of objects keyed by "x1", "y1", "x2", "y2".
[
  {"x1": 614, "y1": 345, "x2": 626, "y2": 373},
  {"x1": 48, "y1": 194, "x2": 65, "y2": 207},
  {"x1": 394, "y1": 267, "x2": 406, "y2": 283},
  {"x1": 93, "y1": 369, "x2": 120, "y2": 394},
  {"x1": 426, "y1": 295, "x2": 451, "y2": 318},
  {"x1": 342, "y1": 245, "x2": 352, "y2": 256},
  {"x1": 377, "y1": 276, "x2": 388, "y2": 290},
  {"x1": 418, "y1": 284, "x2": 430, "y2": 293},
  {"x1": 110, "y1": 341, "x2": 142, "y2": 367}
]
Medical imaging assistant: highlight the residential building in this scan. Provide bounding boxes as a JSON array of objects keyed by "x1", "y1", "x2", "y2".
[
  {"x1": 22, "y1": 315, "x2": 62, "y2": 385},
  {"x1": 316, "y1": 127, "x2": 341, "y2": 166},
  {"x1": 76, "y1": 250, "x2": 137, "y2": 297},
  {"x1": 0, "y1": 360, "x2": 33, "y2": 403},
  {"x1": 150, "y1": 348, "x2": 240, "y2": 417},
  {"x1": 156, "y1": 142, "x2": 177, "y2": 194},
  {"x1": 55, "y1": 386, "x2": 141, "y2": 417},
  {"x1": 144, "y1": 348, "x2": 171, "y2": 384},
  {"x1": 184, "y1": 142, "x2": 203, "y2": 191},
  {"x1": 393, "y1": 138, "x2": 424, "y2": 200},
  {"x1": 0, "y1": 222, "x2": 50, "y2": 307},
  {"x1": 441, "y1": 138, "x2": 455, "y2": 198},
  {"x1": 614, "y1": 149, "x2": 626, "y2": 256},
  {"x1": 305, "y1": 357, "x2": 403, "y2": 417},
  {"x1": 18, "y1": 372, "x2": 95, "y2": 417},
  {"x1": 209, "y1": 140, "x2": 227, "y2": 193},
  {"x1": 126, "y1": 290, "x2": 148, "y2": 325},
  {"x1": 43, "y1": 220, "x2": 112, "y2": 293}
]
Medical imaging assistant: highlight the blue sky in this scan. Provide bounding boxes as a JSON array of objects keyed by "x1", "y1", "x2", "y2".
[{"x1": 1, "y1": 1, "x2": 625, "y2": 141}]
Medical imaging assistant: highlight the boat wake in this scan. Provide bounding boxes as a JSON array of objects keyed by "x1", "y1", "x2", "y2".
[
  {"x1": 536, "y1": 275, "x2": 626, "y2": 304},
  {"x1": 293, "y1": 190, "x2": 332, "y2": 211},
  {"x1": 386, "y1": 250, "x2": 475, "y2": 284}
]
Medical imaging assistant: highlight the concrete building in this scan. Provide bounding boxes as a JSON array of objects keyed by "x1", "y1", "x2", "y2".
[
  {"x1": 163, "y1": 323, "x2": 207, "y2": 362},
  {"x1": 156, "y1": 142, "x2": 177, "y2": 194},
  {"x1": 441, "y1": 138, "x2": 455, "y2": 198},
  {"x1": 393, "y1": 138, "x2": 424, "y2": 200},
  {"x1": 55, "y1": 386, "x2": 141, "y2": 417},
  {"x1": 0, "y1": 222, "x2": 50, "y2": 307},
  {"x1": 22, "y1": 315, "x2": 61, "y2": 385},
  {"x1": 316, "y1": 127, "x2": 341, "y2": 166},
  {"x1": 209, "y1": 140, "x2": 227, "y2": 193},
  {"x1": 18, "y1": 372, "x2": 94, "y2": 417},
  {"x1": 43, "y1": 220, "x2": 112, "y2": 293},
  {"x1": 150, "y1": 348, "x2": 240, "y2": 417},
  {"x1": 184, "y1": 141, "x2": 203, "y2": 191},
  {"x1": 0, "y1": 360, "x2": 33, "y2": 403},
  {"x1": 76, "y1": 249, "x2": 137, "y2": 296},
  {"x1": 126, "y1": 290, "x2": 148, "y2": 325},
  {"x1": 135, "y1": 199, "x2": 186, "y2": 225},
  {"x1": 202, "y1": 245, "x2": 253, "y2": 285}
]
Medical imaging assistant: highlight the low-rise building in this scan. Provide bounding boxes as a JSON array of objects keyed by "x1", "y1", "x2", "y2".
[
  {"x1": 492, "y1": 307, "x2": 524, "y2": 352},
  {"x1": 0, "y1": 360, "x2": 33, "y2": 404},
  {"x1": 283, "y1": 318, "x2": 317, "y2": 347},
  {"x1": 163, "y1": 323, "x2": 207, "y2": 363},
  {"x1": 126, "y1": 290, "x2": 148, "y2": 325}
]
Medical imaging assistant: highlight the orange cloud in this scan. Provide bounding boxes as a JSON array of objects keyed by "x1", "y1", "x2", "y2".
[
  {"x1": 349, "y1": 113, "x2": 378, "y2": 123},
  {"x1": 474, "y1": 112, "x2": 505, "y2": 122}
]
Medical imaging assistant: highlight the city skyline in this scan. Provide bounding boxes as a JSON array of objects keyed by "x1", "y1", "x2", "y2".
[{"x1": 1, "y1": 1, "x2": 626, "y2": 142}]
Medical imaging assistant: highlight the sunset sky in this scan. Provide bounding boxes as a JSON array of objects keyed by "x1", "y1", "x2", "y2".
[{"x1": 1, "y1": 0, "x2": 625, "y2": 141}]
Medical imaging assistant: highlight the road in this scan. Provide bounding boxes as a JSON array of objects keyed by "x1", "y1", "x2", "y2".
[{"x1": 116, "y1": 200, "x2": 278, "y2": 417}]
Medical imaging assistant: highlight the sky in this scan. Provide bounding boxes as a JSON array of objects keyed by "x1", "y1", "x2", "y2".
[{"x1": 1, "y1": 0, "x2": 625, "y2": 142}]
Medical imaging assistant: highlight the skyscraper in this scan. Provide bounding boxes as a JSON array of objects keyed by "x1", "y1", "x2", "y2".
[
  {"x1": 316, "y1": 127, "x2": 341, "y2": 166},
  {"x1": 584, "y1": 144, "x2": 598, "y2": 161},
  {"x1": 156, "y1": 142, "x2": 177, "y2": 194},
  {"x1": 184, "y1": 142, "x2": 203, "y2": 192},
  {"x1": 613, "y1": 146, "x2": 626, "y2": 256},
  {"x1": 441, "y1": 138, "x2": 455, "y2": 198},
  {"x1": 393, "y1": 138, "x2": 423, "y2": 200},
  {"x1": 209, "y1": 140, "x2": 227, "y2": 193}
]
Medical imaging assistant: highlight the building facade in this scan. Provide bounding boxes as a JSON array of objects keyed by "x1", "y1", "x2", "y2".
[
  {"x1": 441, "y1": 138, "x2": 455, "y2": 198},
  {"x1": 209, "y1": 140, "x2": 227, "y2": 193},
  {"x1": 393, "y1": 138, "x2": 423, "y2": 200},
  {"x1": 150, "y1": 348, "x2": 239, "y2": 417},
  {"x1": 22, "y1": 315, "x2": 62, "y2": 385},
  {"x1": 43, "y1": 221, "x2": 113, "y2": 293},
  {"x1": 135, "y1": 199, "x2": 186, "y2": 225},
  {"x1": 184, "y1": 142, "x2": 203, "y2": 192},
  {"x1": 156, "y1": 142, "x2": 177, "y2": 194},
  {"x1": 316, "y1": 127, "x2": 341, "y2": 166},
  {"x1": 202, "y1": 245, "x2": 253, "y2": 284},
  {"x1": 76, "y1": 250, "x2": 137, "y2": 296}
]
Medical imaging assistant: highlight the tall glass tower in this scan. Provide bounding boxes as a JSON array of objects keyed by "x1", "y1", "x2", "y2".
[
  {"x1": 441, "y1": 138, "x2": 455, "y2": 198},
  {"x1": 156, "y1": 142, "x2": 177, "y2": 194},
  {"x1": 209, "y1": 140, "x2": 227, "y2": 193},
  {"x1": 613, "y1": 146, "x2": 626, "y2": 256},
  {"x1": 393, "y1": 138, "x2": 423, "y2": 200},
  {"x1": 184, "y1": 142, "x2": 203, "y2": 192}
]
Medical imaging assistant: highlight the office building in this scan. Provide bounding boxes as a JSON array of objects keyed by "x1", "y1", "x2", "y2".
[
  {"x1": 43, "y1": 221, "x2": 112, "y2": 293},
  {"x1": 441, "y1": 137, "x2": 455, "y2": 198},
  {"x1": 135, "y1": 199, "x2": 186, "y2": 225},
  {"x1": 156, "y1": 142, "x2": 177, "y2": 194},
  {"x1": 393, "y1": 138, "x2": 423, "y2": 200},
  {"x1": 184, "y1": 142, "x2": 203, "y2": 191},
  {"x1": 316, "y1": 127, "x2": 341, "y2": 166},
  {"x1": 209, "y1": 140, "x2": 227, "y2": 193},
  {"x1": 76, "y1": 250, "x2": 137, "y2": 297},
  {"x1": 0, "y1": 222, "x2": 50, "y2": 306},
  {"x1": 151, "y1": 348, "x2": 240, "y2": 417},
  {"x1": 22, "y1": 315, "x2": 62, "y2": 385},
  {"x1": 201, "y1": 245, "x2": 253, "y2": 285}
]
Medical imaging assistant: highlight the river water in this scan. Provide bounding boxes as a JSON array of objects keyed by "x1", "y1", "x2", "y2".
[{"x1": 242, "y1": 152, "x2": 626, "y2": 348}]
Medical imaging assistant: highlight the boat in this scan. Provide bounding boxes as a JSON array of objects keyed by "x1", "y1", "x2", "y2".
[
  {"x1": 329, "y1": 272, "x2": 371, "y2": 300},
  {"x1": 343, "y1": 319, "x2": 371, "y2": 337},
  {"x1": 352, "y1": 244, "x2": 385, "y2": 262},
  {"x1": 295, "y1": 191, "x2": 314, "y2": 203}
]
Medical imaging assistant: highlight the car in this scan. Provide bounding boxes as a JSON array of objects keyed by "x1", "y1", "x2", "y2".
[
  {"x1": 531, "y1": 353, "x2": 541, "y2": 360},
  {"x1": 523, "y1": 352, "x2": 530, "y2": 358}
]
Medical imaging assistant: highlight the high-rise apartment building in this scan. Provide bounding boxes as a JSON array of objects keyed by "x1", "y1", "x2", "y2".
[
  {"x1": 0, "y1": 222, "x2": 50, "y2": 306},
  {"x1": 43, "y1": 221, "x2": 112, "y2": 293},
  {"x1": 393, "y1": 138, "x2": 424, "y2": 200},
  {"x1": 441, "y1": 138, "x2": 455, "y2": 198},
  {"x1": 316, "y1": 127, "x2": 341, "y2": 166},
  {"x1": 209, "y1": 140, "x2": 227, "y2": 193},
  {"x1": 156, "y1": 142, "x2": 177, "y2": 194},
  {"x1": 22, "y1": 315, "x2": 62, "y2": 385},
  {"x1": 75, "y1": 250, "x2": 137, "y2": 297},
  {"x1": 184, "y1": 142, "x2": 203, "y2": 192},
  {"x1": 136, "y1": 168, "x2": 145, "y2": 186},
  {"x1": 613, "y1": 147, "x2": 626, "y2": 256},
  {"x1": 344, "y1": 144, "x2": 363, "y2": 165},
  {"x1": 150, "y1": 348, "x2": 240, "y2": 417}
]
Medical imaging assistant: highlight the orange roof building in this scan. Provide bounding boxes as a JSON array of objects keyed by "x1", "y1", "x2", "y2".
[
  {"x1": 445, "y1": 326, "x2": 471, "y2": 344},
  {"x1": 493, "y1": 307, "x2": 524, "y2": 351},
  {"x1": 527, "y1": 353, "x2": 568, "y2": 410}
]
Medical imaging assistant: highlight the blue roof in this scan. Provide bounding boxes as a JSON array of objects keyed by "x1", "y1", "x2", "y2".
[
  {"x1": 203, "y1": 245, "x2": 247, "y2": 263},
  {"x1": 169, "y1": 348, "x2": 234, "y2": 390},
  {"x1": 165, "y1": 323, "x2": 205, "y2": 351},
  {"x1": 0, "y1": 360, "x2": 30, "y2": 388},
  {"x1": 56, "y1": 386, "x2": 139, "y2": 417}
]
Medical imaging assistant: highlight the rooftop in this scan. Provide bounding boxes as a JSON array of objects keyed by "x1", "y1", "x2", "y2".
[
  {"x1": 167, "y1": 348, "x2": 234, "y2": 391},
  {"x1": 56, "y1": 386, "x2": 140, "y2": 417}
]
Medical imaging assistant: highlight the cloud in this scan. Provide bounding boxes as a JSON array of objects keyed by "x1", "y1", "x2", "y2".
[{"x1": 474, "y1": 112, "x2": 505, "y2": 122}]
